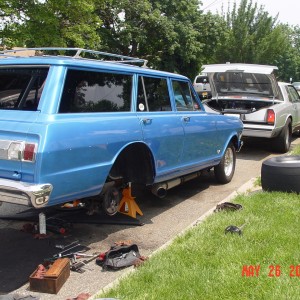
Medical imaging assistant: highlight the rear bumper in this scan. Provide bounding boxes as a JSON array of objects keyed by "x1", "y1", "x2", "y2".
[
  {"x1": 0, "y1": 179, "x2": 52, "y2": 208},
  {"x1": 243, "y1": 124, "x2": 281, "y2": 138}
]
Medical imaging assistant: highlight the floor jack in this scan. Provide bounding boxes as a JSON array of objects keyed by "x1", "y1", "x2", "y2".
[{"x1": 118, "y1": 184, "x2": 143, "y2": 219}]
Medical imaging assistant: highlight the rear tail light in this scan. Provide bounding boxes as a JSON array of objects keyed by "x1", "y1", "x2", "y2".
[
  {"x1": 267, "y1": 109, "x2": 275, "y2": 125},
  {"x1": 7, "y1": 141, "x2": 37, "y2": 162},
  {"x1": 8, "y1": 142, "x2": 22, "y2": 160},
  {"x1": 23, "y1": 143, "x2": 36, "y2": 162}
]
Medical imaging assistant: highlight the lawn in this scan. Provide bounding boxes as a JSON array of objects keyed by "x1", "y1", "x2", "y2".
[
  {"x1": 97, "y1": 147, "x2": 300, "y2": 300},
  {"x1": 291, "y1": 143, "x2": 300, "y2": 155}
]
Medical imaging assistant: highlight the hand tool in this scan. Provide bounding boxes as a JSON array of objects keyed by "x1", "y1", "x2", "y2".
[
  {"x1": 55, "y1": 240, "x2": 79, "y2": 250},
  {"x1": 70, "y1": 254, "x2": 99, "y2": 273},
  {"x1": 53, "y1": 243, "x2": 81, "y2": 258}
]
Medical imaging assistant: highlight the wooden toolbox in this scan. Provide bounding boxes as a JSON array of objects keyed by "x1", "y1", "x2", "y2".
[{"x1": 29, "y1": 258, "x2": 70, "y2": 294}]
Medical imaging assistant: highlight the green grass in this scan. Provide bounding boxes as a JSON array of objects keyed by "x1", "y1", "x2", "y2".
[
  {"x1": 98, "y1": 191, "x2": 300, "y2": 300},
  {"x1": 291, "y1": 144, "x2": 300, "y2": 155},
  {"x1": 253, "y1": 176, "x2": 261, "y2": 187}
]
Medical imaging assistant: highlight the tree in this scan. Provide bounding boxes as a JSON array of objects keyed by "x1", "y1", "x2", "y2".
[
  {"x1": 2, "y1": 0, "x2": 222, "y2": 79},
  {"x1": 196, "y1": 11, "x2": 227, "y2": 65},
  {"x1": 3, "y1": 0, "x2": 299, "y2": 81},
  {"x1": 214, "y1": 0, "x2": 279, "y2": 64},
  {"x1": 273, "y1": 25, "x2": 300, "y2": 82},
  {"x1": 97, "y1": 0, "x2": 209, "y2": 77},
  {"x1": 0, "y1": 0, "x2": 102, "y2": 48},
  {"x1": 208, "y1": 0, "x2": 300, "y2": 81}
]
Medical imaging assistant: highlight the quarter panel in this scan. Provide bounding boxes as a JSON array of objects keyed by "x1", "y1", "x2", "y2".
[{"x1": 36, "y1": 113, "x2": 143, "y2": 205}]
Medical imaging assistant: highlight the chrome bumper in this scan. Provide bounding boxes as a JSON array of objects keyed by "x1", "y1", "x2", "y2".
[
  {"x1": 243, "y1": 124, "x2": 279, "y2": 138},
  {"x1": 0, "y1": 178, "x2": 53, "y2": 208}
]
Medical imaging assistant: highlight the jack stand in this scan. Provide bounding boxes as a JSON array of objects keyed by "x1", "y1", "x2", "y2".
[{"x1": 118, "y1": 185, "x2": 143, "y2": 219}]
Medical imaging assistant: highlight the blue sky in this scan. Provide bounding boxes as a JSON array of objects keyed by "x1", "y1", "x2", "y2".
[{"x1": 201, "y1": 0, "x2": 299, "y2": 27}]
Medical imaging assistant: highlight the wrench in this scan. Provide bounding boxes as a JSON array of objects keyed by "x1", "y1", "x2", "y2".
[
  {"x1": 54, "y1": 243, "x2": 81, "y2": 258},
  {"x1": 55, "y1": 240, "x2": 79, "y2": 250}
]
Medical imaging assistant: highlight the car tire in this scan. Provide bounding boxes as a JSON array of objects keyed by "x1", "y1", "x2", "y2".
[
  {"x1": 214, "y1": 142, "x2": 236, "y2": 184},
  {"x1": 261, "y1": 155, "x2": 300, "y2": 193},
  {"x1": 293, "y1": 129, "x2": 300, "y2": 137},
  {"x1": 102, "y1": 186, "x2": 122, "y2": 216},
  {"x1": 274, "y1": 119, "x2": 291, "y2": 153}
]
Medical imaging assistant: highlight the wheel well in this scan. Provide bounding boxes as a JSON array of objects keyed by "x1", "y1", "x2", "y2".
[
  {"x1": 109, "y1": 143, "x2": 155, "y2": 185},
  {"x1": 287, "y1": 117, "x2": 292, "y2": 131},
  {"x1": 230, "y1": 135, "x2": 239, "y2": 151},
  {"x1": 281, "y1": 117, "x2": 292, "y2": 135}
]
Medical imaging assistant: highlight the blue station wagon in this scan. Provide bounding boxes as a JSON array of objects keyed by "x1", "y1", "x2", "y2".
[{"x1": 0, "y1": 48, "x2": 243, "y2": 216}]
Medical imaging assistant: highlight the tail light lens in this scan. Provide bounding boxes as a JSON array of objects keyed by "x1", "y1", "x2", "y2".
[
  {"x1": 7, "y1": 141, "x2": 37, "y2": 162},
  {"x1": 23, "y1": 143, "x2": 36, "y2": 162},
  {"x1": 267, "y1": 109, "x2": 275, "y2": 125},
  {"x1": 8, "y1": 142, "x2": 22, "y2": 160}
]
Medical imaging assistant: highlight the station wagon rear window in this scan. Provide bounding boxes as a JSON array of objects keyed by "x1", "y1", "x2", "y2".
[
  {"x1": 0, "y1": 67, "x2": 48, "y2": 110},
  {"x1": 59, "y1": 69, "x2": 132, "y2": 113}
]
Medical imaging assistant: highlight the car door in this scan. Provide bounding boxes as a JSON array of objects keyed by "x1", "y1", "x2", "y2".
[
  {"x1": 286, "y1": 84, "x2": 300, "y2": 130},
  {"x1": 171, "y1": 79, "x2": 220, "y2": 170},
  {"x1": 136, "y1": 75, "x2": 185, "y2": 182}
]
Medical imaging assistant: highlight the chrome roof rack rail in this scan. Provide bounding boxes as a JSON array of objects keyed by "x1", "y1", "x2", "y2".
[{"x1": 0, "y1": 47, "x2": 148, "y2": 67}]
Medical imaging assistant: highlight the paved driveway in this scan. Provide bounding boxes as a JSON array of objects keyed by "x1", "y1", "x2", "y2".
[{"x1": 1, "y1": 137, "x2": 299, "y2": 300}]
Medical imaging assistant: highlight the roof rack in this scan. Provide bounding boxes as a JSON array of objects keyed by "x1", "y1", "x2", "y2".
[{"x1": 0, "y1": 47, "x2": 148, "y2": 67}]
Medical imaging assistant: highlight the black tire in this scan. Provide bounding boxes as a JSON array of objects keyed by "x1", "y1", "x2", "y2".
[
  {"x1": 293, "y1": 129, "x2": 300, "y2": 137},
  {"x1": 214, "y1": 142, "x2": 236, "y2": 184},
  {"x1": 261, "y1": 155, "x2": 300, "y2": 193},
  {"x1": 102, "y1": 186, "x2": 122, "y2": 216},
  {"x1": 274, "y1": 119, "x2": 292, "y2": 153}
]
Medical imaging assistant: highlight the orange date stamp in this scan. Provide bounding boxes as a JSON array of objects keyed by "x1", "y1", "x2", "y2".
[{"x1": 242, "y1": 265, "x2": 300, "y2": 277}]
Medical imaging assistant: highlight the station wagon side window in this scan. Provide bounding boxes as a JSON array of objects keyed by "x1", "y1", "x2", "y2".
[
  {"x1": 0, "y1": 67, "x2": 48, "y2": 111},
  {"x1": 136, "y1": 76, "x2": 171, "y2": 112},
  {"x1": 172, "y1": 80, "x2": 199, "y2": 111},
  {"x1": 59, "y1": 69, "x2": 132, "y2": 113}
]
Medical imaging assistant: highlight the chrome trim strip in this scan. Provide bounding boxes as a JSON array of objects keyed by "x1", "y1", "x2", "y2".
[{"x1": 0, "y1": 179, "x2": 52, "y2": 208}]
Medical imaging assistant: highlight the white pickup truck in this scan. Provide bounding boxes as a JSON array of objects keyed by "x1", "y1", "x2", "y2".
[
  {"x1": 201, "y1": 63, "x2": 300, "y2": 153},
  {"x1": 193, "y1": 73, "x2": 211, "y2": 100}
]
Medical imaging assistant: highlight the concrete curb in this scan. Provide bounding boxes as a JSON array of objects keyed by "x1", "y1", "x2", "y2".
[{"x1": 91, "y1": 177, "x2": 261, "y2": 299}]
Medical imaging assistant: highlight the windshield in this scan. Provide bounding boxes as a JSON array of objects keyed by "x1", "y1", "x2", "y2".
[
  {"x1": 210, "y1": 72, "x2": 275, "y2": 97},
  {"x1": 195, "y1": 76, "x2": 209, "y2": 84},
  {"x1": 0, "y1": 67, "x2": 49, "y2": 110}
]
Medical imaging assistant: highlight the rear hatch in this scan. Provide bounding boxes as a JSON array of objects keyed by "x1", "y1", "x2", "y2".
[
  {"x1": 0, "y1": 66, "x2": 49, "y2": 182},
  {"x1": 201, "y1": 64, "x2": 281, "y2": 115}
]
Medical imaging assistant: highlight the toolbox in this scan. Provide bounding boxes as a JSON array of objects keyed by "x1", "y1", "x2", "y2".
[{"x1": 29, "y1": 258, "x2": 70, "y2": 294}]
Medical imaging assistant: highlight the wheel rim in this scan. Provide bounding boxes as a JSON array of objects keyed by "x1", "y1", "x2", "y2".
[
  {"x1": 103, "y1": 187, "x2": 121, "y2": 216},
  {"x1": 285, "y1": 127, "x2": 291, "y2": 148},
  {"x1": 224, "y1": 147, "x2": 234, "y2": 177}
]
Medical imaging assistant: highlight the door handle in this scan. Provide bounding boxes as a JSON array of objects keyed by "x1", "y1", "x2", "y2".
[
  {"x1": 142, "y1": 118, "x2": 152, "y2": 125},
  {"x1": 182, "y1": 116, "x2": 190, "y2": 122}
]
